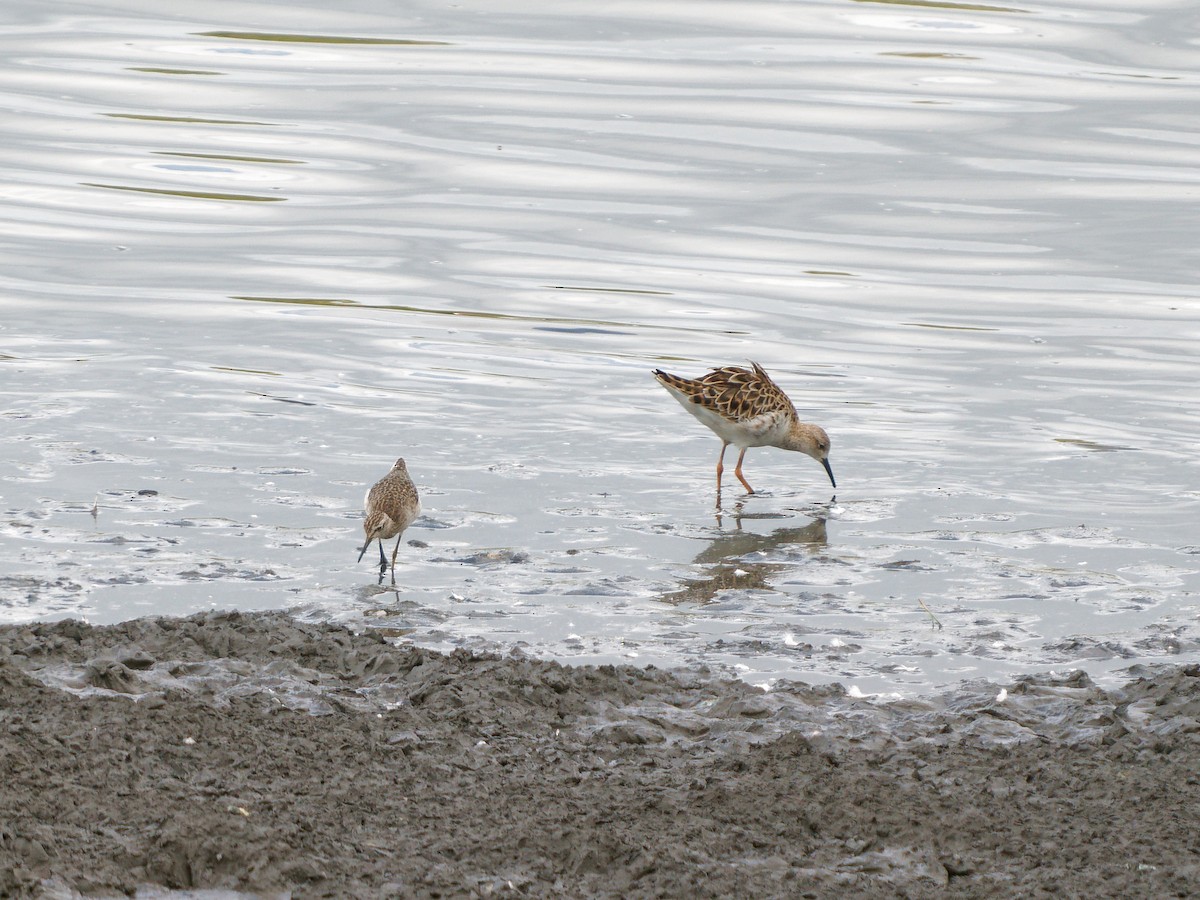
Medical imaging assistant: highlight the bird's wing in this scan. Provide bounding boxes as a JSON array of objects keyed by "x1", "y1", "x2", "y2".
[{"x1": 691, "y1": 363, "x2": 796, "y2": 424}]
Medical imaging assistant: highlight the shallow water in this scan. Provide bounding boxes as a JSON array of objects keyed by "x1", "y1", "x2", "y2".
[{"x1": 2, "y1": 0, "x2": 1198, "y2": 695}]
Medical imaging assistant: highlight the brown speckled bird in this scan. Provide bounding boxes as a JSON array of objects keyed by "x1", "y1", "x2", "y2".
[
  {"x1": 358, "y1": 458, "x2": 421, "y2": 583},
  {"x1": 653, "y1": 362, "x2": 834, "y2": 494}
]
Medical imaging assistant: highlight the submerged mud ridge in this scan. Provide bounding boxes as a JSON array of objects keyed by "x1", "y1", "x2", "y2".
[{"x1": 1, "y1": 612, "x2": 1197, "y2": 898}]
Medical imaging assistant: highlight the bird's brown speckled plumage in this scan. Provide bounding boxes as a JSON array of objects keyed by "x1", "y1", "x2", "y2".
[
  {"x1": 656, "y1": 362, "x2": 797, "y2": 426},
  {"x1": 359, "y1": 458, "x2": 421, "y2": 584},
  {"x1": 653, "y1": 362, "x2": 835, "y2": 494}
]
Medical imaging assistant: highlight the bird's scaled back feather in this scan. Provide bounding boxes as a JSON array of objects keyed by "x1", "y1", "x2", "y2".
[{"x1": 656, "y1": 362, "x2": 796, "y2": 424}]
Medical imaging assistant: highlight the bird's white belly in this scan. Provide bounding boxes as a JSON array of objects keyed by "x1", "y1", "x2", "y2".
[{"x1": 674, "y1": 397, "x2": 787, "y2": 448}]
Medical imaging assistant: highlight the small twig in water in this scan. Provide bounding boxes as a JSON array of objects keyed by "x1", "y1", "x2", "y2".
[{"x1": 918, "y1": 598, "x2": 943, "y2": 630}]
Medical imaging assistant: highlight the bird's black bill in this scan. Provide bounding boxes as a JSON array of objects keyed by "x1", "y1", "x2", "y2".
[
  {"x1": 822, "y1": 459, "x2": 836, "y2": 489},
  {"x1": 357, "y1": 537, "x2": 373, "y2": 563}
]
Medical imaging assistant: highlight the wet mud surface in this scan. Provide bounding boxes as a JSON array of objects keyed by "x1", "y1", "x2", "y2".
[{"x1": 1, "y1": 611, "x2": 1198, "y2": 898}]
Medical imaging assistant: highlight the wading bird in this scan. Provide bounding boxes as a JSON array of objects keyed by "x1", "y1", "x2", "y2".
[
  {"x1": 358, "y1": 457, "x2": 421, "y2": 583},
  {"x1": 653, "y1": 362, "x2": 835, "y2": 494}
]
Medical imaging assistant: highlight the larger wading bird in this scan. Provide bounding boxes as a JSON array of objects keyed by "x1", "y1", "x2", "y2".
[{"x1": 654, "y1": 362, "x2": 834, "y2": 494}]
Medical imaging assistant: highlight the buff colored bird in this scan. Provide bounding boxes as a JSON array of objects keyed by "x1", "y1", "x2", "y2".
[
  {"x1": 358, "y1": 458, "x2": 421, "y2": 583},
  {"x1": 653, "y1": 362, "x2": 834, "y2": 494}
]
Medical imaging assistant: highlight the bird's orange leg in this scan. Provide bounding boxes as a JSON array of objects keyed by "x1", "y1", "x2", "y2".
[
  {"x1": 715, "y1": 442, "x2": 730, "y2": 492},
  {"x1": 733, "y1": 447, "x2": 755, "y2": 494},
  {"x1": 390, "y1": 535, "x2": 403, "y2": 584}
]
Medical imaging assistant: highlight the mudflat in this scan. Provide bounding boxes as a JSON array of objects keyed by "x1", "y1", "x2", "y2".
[{"x1": 1, "y1": 610, "x2": 1197, "y2": 897}]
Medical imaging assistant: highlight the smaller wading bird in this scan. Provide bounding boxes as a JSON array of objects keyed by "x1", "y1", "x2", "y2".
[
  {"x1": 358, "y1": 458, "x2": 421, "y2": 584},
  {"x1": 653, "y1": 362, "x2": 835, "y2": 495}
]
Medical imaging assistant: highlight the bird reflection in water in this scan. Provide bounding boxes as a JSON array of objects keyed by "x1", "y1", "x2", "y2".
[{"x1": 661, "y1": 515, "x2": 828, "y2": 606}]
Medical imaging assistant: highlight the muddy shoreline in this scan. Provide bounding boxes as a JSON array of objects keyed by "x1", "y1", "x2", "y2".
[{"x1": 1, "y1": 610, "x2": 1197, "y2": 898}]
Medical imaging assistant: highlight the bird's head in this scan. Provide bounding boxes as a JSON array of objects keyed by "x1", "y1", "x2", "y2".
[
  {"x1": 362, "y1": 510, "x2": 393, "y2": 540},
  {"x1": 358, "y1": 511, "x2": 393, "y2": 561},
  {"x1": 786, "y1": 422, "x2": 835, "y2": 488}
]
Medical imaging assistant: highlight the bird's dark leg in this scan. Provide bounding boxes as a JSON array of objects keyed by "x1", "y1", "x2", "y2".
[
  {"x1": 733, "y1": 447, "x2": 754, "y2": 494},
  {"x1": 377, "y1": 539, "x2": 388, "y2": 573}
]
